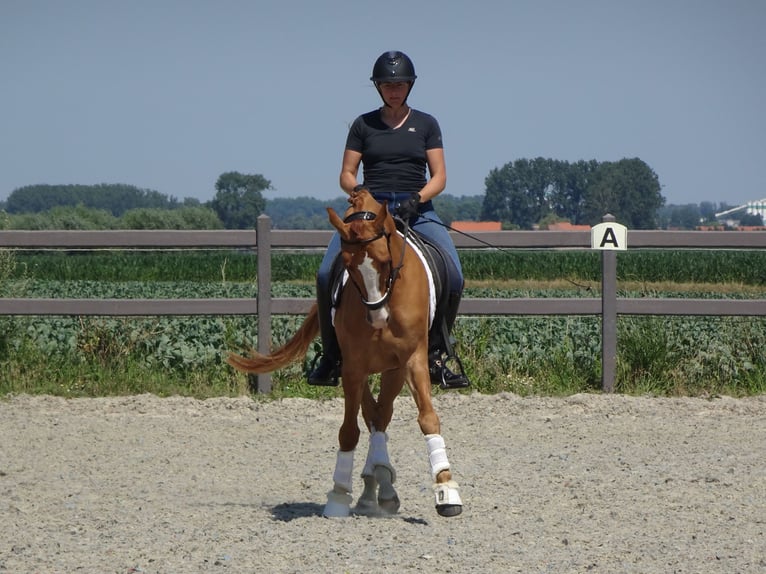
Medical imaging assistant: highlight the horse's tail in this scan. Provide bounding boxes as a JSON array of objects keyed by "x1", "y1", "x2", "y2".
[{"x1": 227, "y1": 303, "x2": 320, "y2": 374}]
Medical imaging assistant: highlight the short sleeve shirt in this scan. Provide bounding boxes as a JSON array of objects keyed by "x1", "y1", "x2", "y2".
[{"x1": 345, "y1": 108, "x2": 443, "y2": 196}]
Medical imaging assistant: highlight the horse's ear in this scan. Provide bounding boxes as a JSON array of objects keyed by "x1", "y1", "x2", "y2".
[
  {"x1": 349, "y1": 192, "x2": 365, "y2": 212},
  {"x1": 327, "y1": 207, "x2": 350, "y2": 238},
  {"x1": 380, "y1": 201, "x2": 396, "y2": 234}
]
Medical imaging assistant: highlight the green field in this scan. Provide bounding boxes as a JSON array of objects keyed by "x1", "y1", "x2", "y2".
[
  {"x1": 8, "y1": 248, "x2": 766, "y2": 284},
  {"x1": 1, "y1": 249, "x2": 764, "y2": 398}
]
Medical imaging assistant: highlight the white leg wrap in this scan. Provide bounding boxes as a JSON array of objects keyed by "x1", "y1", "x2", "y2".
[
  {"x1": 369, "y1": 431, "x2": 388, "y2": 465},
  {"x1": 433, "y1": 480, "x2": 463, "y2": 507},
  {"x1": 324, "y1": 487, "x2": 353, "y2": 518},
  {"x1": 362, "y1": 431, "x2": 395, "y2": 482},
  {"x1": 425, "y1": 434, "x2": 450, "y2": 480},
  {"x1": 332, "y1": 449, "x2": 355, "y2": 493}
]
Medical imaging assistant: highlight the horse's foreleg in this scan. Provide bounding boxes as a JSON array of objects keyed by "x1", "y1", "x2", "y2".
[
  {"x1": 356, "y1": 371, "x2": 403, "y2": 515},
  {"x1": 356, "y1": 388, "x2": 381, "y2": 516},
  {"x1": 425, "y1": 433, "x2": 462, "y2": 516},
  {"x1": 324, "y1": 449, "x2": 355, "y2": 518},
  {"x1": 409, "y1": 361, "x2": 463, "y2": 517},
  {"x1": 323, "y1": 383, "x2": 363, "y2": 518}
]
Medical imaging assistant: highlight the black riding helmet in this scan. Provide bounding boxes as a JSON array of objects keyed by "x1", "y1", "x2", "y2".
[{"x1": 370, "y1": 51, "x2": 416, "y2": 105}]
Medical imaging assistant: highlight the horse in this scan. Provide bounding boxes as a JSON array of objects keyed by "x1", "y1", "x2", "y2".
[{"x1": 227, "y1": 189, "x2": 462, "y2": 518}]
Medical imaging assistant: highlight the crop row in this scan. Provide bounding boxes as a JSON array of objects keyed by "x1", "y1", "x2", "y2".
[{"x1": 8, "y1": 248, "x2": 766, "y2": 284}]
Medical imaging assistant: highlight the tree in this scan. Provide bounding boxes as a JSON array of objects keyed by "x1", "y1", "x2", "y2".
[
  {"x1": 264, "y1": 196, "x2": 346, "y2": 229},
  {"x1": 4, "y1": 205, "x2": 118, "y2": 230},
  {"x1": 482, "y1": 157, "x2": 665, "y2": 229},
  {"x1": 175, "y1": 206, "x2": 224, "y2": 229},
  {"x1": 699, "y1": 201, "x2": 718, "y2": 223},
  {"x1": 548, "y1": 159, "x2": 599, "y2": 225},
  {"x1": 5, "y1": 184, "x2": 178, "y2": 216},
  {"x1": 581, "y1": 158, "x2": 664, "y2": 229},
  {"x1": 739, "y1": 212, "x2": 764, "y2": 226},
  {"x1": 432, "y1": 194, "x2": 483, "y2": 224},
  {"x1": 481, "y1": 158, "x2": 605, "y2": 228},
  {"x1": 668, "y1": 204, "x2": 702, "y2": 229},
  {"x1": 482, "y1": 158, "x2": 556, "y2": 228},
  {"x1": 210, "y1": 172, "x2": 269, "y2": 229}
]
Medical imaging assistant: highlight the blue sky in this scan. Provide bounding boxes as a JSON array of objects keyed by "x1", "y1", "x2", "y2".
[{"x1": 2, "y1": 0, "x2": 764, "y2": 208}]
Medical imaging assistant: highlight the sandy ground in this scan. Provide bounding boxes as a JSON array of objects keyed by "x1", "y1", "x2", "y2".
[{"x1": 0, "y1": 392, "x2": 764, "y2": 574}]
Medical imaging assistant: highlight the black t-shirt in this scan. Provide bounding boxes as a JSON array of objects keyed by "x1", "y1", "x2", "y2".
[{"x1": 345, "y1": 108, "x2": 443, "y2": 196}]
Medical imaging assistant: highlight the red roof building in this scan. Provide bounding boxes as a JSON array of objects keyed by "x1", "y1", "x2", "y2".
[{"x1": 450, "y1": 221, "x2": 502, "y2": 232}]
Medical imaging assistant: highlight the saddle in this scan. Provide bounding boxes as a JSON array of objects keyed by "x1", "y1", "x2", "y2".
[
  {"x1": 329, "y1": 221, "x2": 465, "y2": 385},
  {"x1": 329, "y1": 222, "x2": 450, "y2": 329},
  {"x1": 328, "y1": 219, "x2": 470, "y2": 389}
]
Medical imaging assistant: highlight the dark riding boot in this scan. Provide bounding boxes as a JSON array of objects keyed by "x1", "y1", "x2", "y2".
[
  {"x1": 429, "y1": 291, "x2": 470, "y2": 389},
  {"x1": 429, "y1": 350, "x2": 469, "y2": 389},
  {"x1": 307, "y1": 279, "x2": 341, "y2": 386}
]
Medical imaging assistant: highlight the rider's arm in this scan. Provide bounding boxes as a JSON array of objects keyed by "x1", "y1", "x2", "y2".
[
  {"x1": 340, "y1": 149, "x2": 363, "y2": 195},
  {"x1": 418, "y1": 147, "x2": 447, "y2": 203}
]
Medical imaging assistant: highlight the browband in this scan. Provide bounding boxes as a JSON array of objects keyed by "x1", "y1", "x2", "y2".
[{"x1": 344, "y1": 211, "x2": 377, "y2": 223}]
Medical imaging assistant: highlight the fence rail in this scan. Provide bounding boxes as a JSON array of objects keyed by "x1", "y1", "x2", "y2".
[{"x1": 2, "y1": 215, "x2": 765, "y2": 393}]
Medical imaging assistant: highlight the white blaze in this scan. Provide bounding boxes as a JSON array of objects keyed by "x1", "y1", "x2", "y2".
[{"x1": 359, "y1": 254, "x2": 389, "y2": 328}]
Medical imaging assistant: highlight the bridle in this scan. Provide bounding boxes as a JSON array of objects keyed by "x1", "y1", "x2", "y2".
[{"x1": 340, "y1": 210, "x2": 409, "y2": 311}]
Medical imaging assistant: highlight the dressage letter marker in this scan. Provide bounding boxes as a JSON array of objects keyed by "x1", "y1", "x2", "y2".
[{"x1": 591, "y1": 221, "x2": 628, "y2": 251}]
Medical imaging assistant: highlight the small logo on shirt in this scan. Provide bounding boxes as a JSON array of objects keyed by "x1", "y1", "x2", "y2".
[{"x1": 408, "y1": 127, "x2": 417, "y2": 132}]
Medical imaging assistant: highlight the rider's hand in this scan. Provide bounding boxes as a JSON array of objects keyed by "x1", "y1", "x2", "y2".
[{"x1": 395, "y1": 192, "x2": 421, "y2": 221}]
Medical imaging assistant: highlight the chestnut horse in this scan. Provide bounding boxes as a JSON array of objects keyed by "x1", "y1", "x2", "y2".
[{"x1": 228, "y1": 189, "x2": 462, "y2": 518}]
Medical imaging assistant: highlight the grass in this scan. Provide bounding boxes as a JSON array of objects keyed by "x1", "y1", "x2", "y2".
[{"x1": 5, "y1": 313, "x2": 764, "y2": 400}]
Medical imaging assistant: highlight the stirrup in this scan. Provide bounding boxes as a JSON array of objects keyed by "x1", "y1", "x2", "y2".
[
  {"x1": 307, "y1": 353, "x2": 341, "y2": 386},
  {"x1": 429, "y1": 351, "x2": 470, "y2": 389}
]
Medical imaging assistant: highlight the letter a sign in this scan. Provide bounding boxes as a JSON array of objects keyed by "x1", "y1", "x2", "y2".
[{"x1": 591, "y1": 222, "x2": 628, "y2": 251}]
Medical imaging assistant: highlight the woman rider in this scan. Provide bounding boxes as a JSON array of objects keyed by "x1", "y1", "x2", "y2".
[{"x1": 308, "y1": 50, "x2": 469, "y2": 389}]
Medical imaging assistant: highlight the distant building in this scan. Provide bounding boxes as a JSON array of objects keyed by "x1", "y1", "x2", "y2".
[
  {"x1": 450, "y1": 221, "x2": 502, "y2": 232},
  {"x1": 697, "y1": 225, "x2": 766, "y2": 231},
  {"x1": 544, "y1": 222, "x2": 591, "y2": 231},
  {"x1": 714, "y1": 197, "x2": 766, "y2": 225}
]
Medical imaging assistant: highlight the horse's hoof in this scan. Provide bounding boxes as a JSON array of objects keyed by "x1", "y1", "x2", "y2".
[
  {"x1": 378, "y1": 495, "x2": 400, "y2": 515},
  {"x1": 323, "y1": 489, "x2": 353, "y2": 518},
  {"x1": 433, "y1": 480, "x2": 462, "y2": 517},
  {"x1": 436, "y1": 503, "x2": 463, "y2": 517},
  {"x1": 353, "y1": 498, "x2": 380, "y2": 517}
]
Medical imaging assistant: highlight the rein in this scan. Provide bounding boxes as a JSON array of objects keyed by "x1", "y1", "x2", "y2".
[
  {"x1": 429, "y1": 217, "x2": 592, "y2": 292},
  {"x1": 341, "y1": 210, "x2": 410, "y2": 311}
]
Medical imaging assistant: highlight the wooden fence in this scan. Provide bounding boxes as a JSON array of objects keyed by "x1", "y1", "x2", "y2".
[{"x1": 1, "y1": 215, "x2": 765, "y2": 393}]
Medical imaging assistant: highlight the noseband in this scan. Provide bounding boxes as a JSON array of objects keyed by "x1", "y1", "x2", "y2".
[{"x1": 340, "y1": 210, "x2": 408, "y2": 311}]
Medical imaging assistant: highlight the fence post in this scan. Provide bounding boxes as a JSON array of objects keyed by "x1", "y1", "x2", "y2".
[
  {"x1": 600, "y1": 214, "x2": 617, "y2": 392},
  {"x1": 255, "y1": 215, "x2": 272, "y2": 393}
]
